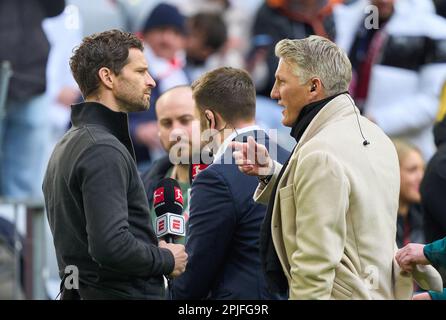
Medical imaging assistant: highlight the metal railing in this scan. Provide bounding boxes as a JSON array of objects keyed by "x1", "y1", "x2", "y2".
[
  {"x1": 0, "y1": 198, "x2": 47, "y2": 300},
  {"x1": 0, "y1": 62, "x2": 48, "y2": 300}
]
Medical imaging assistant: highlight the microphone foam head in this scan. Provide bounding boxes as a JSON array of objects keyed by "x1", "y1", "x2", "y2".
[{"x1": 153, "y1": 178, "x2": 183, "y2": 216}]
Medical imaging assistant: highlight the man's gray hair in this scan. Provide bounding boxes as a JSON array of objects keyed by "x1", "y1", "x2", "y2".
[{"x1": 275, "y1": 36, "x2": 352, "y2": 96}]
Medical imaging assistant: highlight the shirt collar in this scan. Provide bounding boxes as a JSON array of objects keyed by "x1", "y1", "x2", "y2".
[{"x1": 213, "y1": 125, "x2": 262, "y2": 163}]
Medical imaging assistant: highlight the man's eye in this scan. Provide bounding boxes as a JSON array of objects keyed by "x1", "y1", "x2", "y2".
[{"x1": 181, "y1": 118, "x2": 192, "y2": 125}]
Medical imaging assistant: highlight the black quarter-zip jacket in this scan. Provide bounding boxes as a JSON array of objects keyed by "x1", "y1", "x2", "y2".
[{"x1": 43, "y1": 102, "x2": 174, "y2": 299}]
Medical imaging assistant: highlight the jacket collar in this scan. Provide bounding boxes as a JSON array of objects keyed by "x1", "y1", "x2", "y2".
[
  {"x1": 294, "y1": 93, "x2": 359, "y2": 151},
  {"x1": 290, "y1": 93, "x2": 344, "y2": 143},
  {"x1": 70, "y1": 101, "x2": 136, "y2": 160}
]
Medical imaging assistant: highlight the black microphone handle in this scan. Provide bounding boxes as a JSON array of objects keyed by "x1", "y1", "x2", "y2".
[{"x1": 165, "y1": 235, "x2": 174, "y2": 244}]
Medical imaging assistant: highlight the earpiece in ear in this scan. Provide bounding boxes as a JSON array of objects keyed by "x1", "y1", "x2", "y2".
[
  {"x1": 311, "y1": 84, "x2": 316, "y2": 92},
  {"x1": 205, "y1": 111, "x2": 212, "y2": 128}
]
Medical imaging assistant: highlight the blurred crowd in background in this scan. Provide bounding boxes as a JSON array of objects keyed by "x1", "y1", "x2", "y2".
[{"x1": 1, "y1": 0, "x2": 446, "y2": 299}]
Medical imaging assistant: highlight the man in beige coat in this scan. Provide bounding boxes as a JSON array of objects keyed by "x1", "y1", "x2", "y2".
[{"x1": 233, "y1": 36, "x2": 442, "y2": 299}]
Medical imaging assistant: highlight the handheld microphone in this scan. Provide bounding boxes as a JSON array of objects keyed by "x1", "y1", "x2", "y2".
[{"x1": 153, "y1": 178, "x2": 185, "y2": 242}]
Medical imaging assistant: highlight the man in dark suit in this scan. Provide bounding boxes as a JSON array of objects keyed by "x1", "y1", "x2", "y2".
[{"x1": 171, "y1": 67, "x2": 289, "y2": 299}]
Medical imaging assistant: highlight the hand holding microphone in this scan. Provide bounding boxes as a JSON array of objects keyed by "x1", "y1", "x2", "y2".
[
  {"x1": 153, "y1": 178, "x2": 188, "y2": 277},
  {"x1": 159, "y1": 240, "x2": 187, "y2": 278}
]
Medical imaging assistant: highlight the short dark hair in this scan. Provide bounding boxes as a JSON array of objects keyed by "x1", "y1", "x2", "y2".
[
  {"x1": 189, "y1": 13, "x2": 227, "y2": 51},
  {"x1": 192, "y1": 67, "x2": 256, "y2": 123},
  {"x1": 70, "y1": 29, "x2": 144, "y2": 98}
]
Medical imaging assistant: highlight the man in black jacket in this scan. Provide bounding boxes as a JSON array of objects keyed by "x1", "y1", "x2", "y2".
[{"x1": 43, "y1": 30, "x2": 187, "y2": 300}]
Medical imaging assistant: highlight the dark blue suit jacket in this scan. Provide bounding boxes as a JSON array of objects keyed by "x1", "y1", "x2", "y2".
[{"x1": 171, "y1": 130, "x2": 289, "y2": 299}]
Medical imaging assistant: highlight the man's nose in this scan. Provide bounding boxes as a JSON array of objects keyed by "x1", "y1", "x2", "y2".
[
  {"x1": 172, "y1": 122, "x2": 188, "y2": 134},
  {"x1": 146, "y1": 72, "x2": 156, "y2": 88},
  {"x1": 270, "y1": 83, "x2": 279, "y2": 99}
]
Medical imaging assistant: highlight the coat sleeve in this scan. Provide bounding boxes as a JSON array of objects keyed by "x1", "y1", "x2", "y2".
[
  {"x1": 253, "y1": 160, "x2": 283, "y2": 205},
  {"x1": 76, "y1": 144, "x2": 174, "y2": 277},
  {"x1": 289, "y1": 151, "x2": 349, "y2": 299},
  {"x1": 171, "y1": 167, "x2": 237, "y2": 299},
  {"x1": 392, "y1": 241, "x2": 443, "y2": 299},
  {"x1": 424, "y1": 237, "x2": 446, "y2": 270},
  {"x1": 429, "y1": 289, "x2": 446, "y2": 300}
]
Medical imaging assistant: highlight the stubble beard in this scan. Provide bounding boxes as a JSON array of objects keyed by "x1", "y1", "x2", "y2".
[{"x1": 115, "y1": 86, "x2": 150, "y2": 113}]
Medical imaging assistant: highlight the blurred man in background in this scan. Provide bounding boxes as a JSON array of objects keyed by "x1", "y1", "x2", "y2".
[
  {"x1": 0, "y1": 0, "x2": 65, "y2": 199},
  {"x1": 335, "y1": 0, "x2": 446, "y2": 160},
  {"x1": 142, "y1": 85, "x2": 195, "y2": 245},
  {"x1": 185, "y1": 12, "x2": 228, "y2": 82},
  {"x1": 248, "y1": 0, "x2": 342, "y2": 96}
]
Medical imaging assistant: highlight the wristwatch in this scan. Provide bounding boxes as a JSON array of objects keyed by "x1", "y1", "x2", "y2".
[
  {"x1": 259, "y1": 174, "x2": 273, "y2": 185},
  {"x1": 259, "y1": 161, "x2": 275, "y2": 185}
]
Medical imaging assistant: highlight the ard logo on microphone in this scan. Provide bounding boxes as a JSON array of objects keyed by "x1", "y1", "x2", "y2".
[{"x1": 156, "y1": 213, "x2": 186, "y2": 237}]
